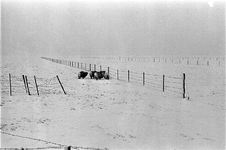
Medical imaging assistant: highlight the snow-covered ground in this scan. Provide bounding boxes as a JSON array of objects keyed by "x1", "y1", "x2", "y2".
[{"x1": 1, "y1": 55, "x2": 225, "y2": 150}]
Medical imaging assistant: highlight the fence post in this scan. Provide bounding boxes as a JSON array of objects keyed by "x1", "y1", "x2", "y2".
[
  {"x1": 94, "y1": 64, "x2": 96, "y2": 71},
  {"x1": 22, "y1": 75, "x2": 27, "y2": 94},
  {"x1": 90, "y1": 64, "x2": 91, "y2": 71},
  {"x1": 117, "y1": 69, "x2": 119, "y2": 80},
  {"x1": 64, "y1": 146, "x2": 71, "y2": 150},
  {"x1": 143, "y1": 72, "x2": 145, "y2": 86},
  {"x1": 56, "y1": 75, "x2": 66, "y2": 95},
  {"x1": 100, "y1": 65, "x2": 102, "y2": 71},
  {"x1": 128, "y1": 70, "x2": 130, "y2": 82},
  {"x1": 25, "y1": 76, "x2": 31, "y2": 95},
  {"x1": 183, "y1": 73, "x2": 186, "y2": 98},
  {"x1": 108, "y1": 67, "x2": 109, "y2": 74},
  {"x1": 9, "y1": 73, "x2": 12, "y2": 96},
  {"x1": 34, "y1": 76, "x2": 39, "y2": 96},
  {"x1": 197, "y1": 60, "x2": 198, "y2": 65},
  {"x1": 207, "y1": 61, "x2": 209, "y2": 66},
  {"x1": 163, "y1": 75, "x2": 165, "y2": 92}
]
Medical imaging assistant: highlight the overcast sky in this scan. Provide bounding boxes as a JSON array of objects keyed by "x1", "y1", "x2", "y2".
[{"x1": 1, "y1": 0, "x2": 225, "y2": 57}]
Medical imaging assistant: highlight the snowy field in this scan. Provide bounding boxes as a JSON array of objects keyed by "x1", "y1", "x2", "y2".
[{"x1": 0, "y1": 55, "x2": 225, "y2": 150}]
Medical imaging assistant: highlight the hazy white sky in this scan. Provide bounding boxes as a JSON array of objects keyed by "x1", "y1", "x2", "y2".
[{"x1": 1, "y1": 0, "x2": 225, "y2": 57}]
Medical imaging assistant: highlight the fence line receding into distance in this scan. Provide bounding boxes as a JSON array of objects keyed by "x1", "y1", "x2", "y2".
[
  {"x1": 81, "y1": 56, "x2": 225, "y2": 67},
  {"x1": 41, "y1": 57, "x2": 187, "y2": 98}
]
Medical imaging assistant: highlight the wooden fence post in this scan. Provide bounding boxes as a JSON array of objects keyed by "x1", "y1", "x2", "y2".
[
  {"x1": 22, "y1": 75, "x2": 27, "y2": 94},
  {"x1": 64, "y1": 146, "x2": 71, "y2": 150},
  {"x1": 56, "y1": 75, "x2": 66, "y2": 95},
  {"x1": 100, "y1": 65, "x2": 102, "y2": 71},
  {"x1": 163, "y1": 75, "x2": 165, "y2": 92},
  {"x1": 108, "y1": 67, "x2": 109, "y2": 74},
  {"x1": 143, "y1": 72, "x2": 145, "y2": 86},
  {"x1": 34, "y1": 76, "x2": 39, "y2": 96},
  {"x1": 25, "y1": 76, "x2": 31, "y2": 95},
  {"x1": 90, "y1": 64, "x2": 91, "y2": 71},
  {"x1": 9, "y1": 73, "x2": 12, "y2": 96},
  {"x1": 183, "y1": 73, "x2": 186, "y2": 98},
  {"x1": 94, "y1": 64, "x2": 96, "y2": 71},
  {"x1": 207, "y1": 61, "x2": 209, "y2": 66},
  {"x1": 117, "y1": 69, "x2": 119, "y2": 80},
  {"x1": 128, "y1": 70, "x2": 130, "y2": 82}
]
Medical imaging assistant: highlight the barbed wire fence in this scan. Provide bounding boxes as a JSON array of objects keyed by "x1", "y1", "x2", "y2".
[
  {"x1": 81, "y1": 56, "x2": 225, "y2": 67},
  {"x1": 1, "y1": 74, "x2": 66, "y2": 96},
  {"x1": 0, "y1": 131, "x2": 108, "y2": 150},
  {"x1": 41, "y1": 57, "x2": 188, "y2": 99}
]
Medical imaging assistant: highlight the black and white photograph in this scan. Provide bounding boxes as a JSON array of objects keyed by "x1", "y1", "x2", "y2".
[{"x1": 1, "y1": 0, "x2": 225, "y2": 149}]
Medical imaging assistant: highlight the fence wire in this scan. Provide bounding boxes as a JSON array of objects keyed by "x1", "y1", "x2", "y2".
[
  {"x1": 1, "y1": 74, "x2": 64, "y2": 96},
  {"x1": 0, "y1": 131, "x2": 108, "y2": 150},
  {"x1": 41, "y1": 57, "x2": 187, "y2": 97}
]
